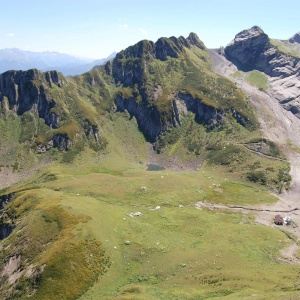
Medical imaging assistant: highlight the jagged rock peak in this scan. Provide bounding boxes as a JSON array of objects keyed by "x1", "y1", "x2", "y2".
[
  {"x1": 225, "y1": 25, "x2": 300, "y2": 78},
  {"x1": 1, "y1": 68, "x2": 66, "y2": 88},
  {"x1": 114, "y1": 33, "x2": 206, "y2": 61},
  {"x1": 289, "y1": 32, "x2": 300, "y2": 44},
  {"x1": 186, "y1": 32, "x2": 206, "y2": 49},
  {"x1": 0, "y1": 68, "x2": 65, "y2": 127},
  {"x1": 228, "y1": 26, "x2": 267, "y2": 45}
]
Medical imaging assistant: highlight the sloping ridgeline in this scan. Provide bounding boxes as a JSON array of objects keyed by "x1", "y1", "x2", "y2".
[
  {"x1": 225, "y1": 26, "x2": 300, "y2": 117},
  {"x1": 0, "y1": 32, "x2": 292, "y2": 300},
  {"x1": 0, "y1": 33, "x2": 257, "y2": 160},
  {"x1": 104, "y1": 32, "x2": 258, "y2": 144},
  {"x1": 0, "y1": 68, "x2": 109, "y2": 167}
]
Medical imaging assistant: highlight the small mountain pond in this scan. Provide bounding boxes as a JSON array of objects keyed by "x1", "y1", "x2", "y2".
[{"x1": 146, "y1": 164, "x2": 165, "y2": 171}]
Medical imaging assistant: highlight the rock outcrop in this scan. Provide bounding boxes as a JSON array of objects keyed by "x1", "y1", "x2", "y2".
[
  {"x1": 0, "y1": 225, "x2": 13, "y2": 240},
  {"x1": 289, "y1": 32, "x2": 300, "y2": 44},
  {"x1": 176, "y1": 93, "x2": 225, "y2": 130},
  {"x1": 37, "y1": 134, "x2": 71, "y2": 154},
  {"x1": 225, "y1": 26, "x2": 300, "y2": 117},
  {"x1": 106, "y1": 33, "x2": 206, "y2": 89},
  {"x1": 225, "y1": 26, "x2": 300, "y2": 77},
  {"x1": 115, "y1": 95, "x2": 165, "y2": 142},
  {"x1": 107, "y1": 33, "x2": 253, "y2": 142},
  {"x1": 0, "y1": 69, "x2": 65, "y2": 128},
  {"x1": 0, "y1": 193, "x2": 14, "y2": 210},
  {"x1": 115, "y1": 91, "x2": 251, "y2": 142},
  {"x1": 0, "y1": 193, "x2": 15, "y2": 240},
  {"x1": 82, "y1": 119, "x2": 99, "y2": 142}
]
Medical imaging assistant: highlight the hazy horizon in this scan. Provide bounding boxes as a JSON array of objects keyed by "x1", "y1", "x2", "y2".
[{"x1": 1, "y1": 0, "x2": 299, "y2": 59}]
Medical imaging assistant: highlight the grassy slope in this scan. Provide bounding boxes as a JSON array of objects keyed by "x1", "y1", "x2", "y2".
[
  {"x1": 1, "y1": 114, "x2": 297, "y2": 299},
  {"x1": 0, "y1": 39, "x2": 297, "y2": 299},
  {"x1": 270, "y1": 39, "x2": 300, "y2": 59},
  {"x1": 232, "y1": 70, "x2": 269, "y2": 92},
  {"x1": 116, "y1": 44, "x2": 258, "y2": 129},
  {"x1": 11, "y1": 154, "x2": 300, "y2": 300}
]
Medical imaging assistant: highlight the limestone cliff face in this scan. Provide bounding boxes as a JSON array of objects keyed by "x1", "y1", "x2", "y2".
[
  {"x1": 176, "y1": 93, "x2": 225, "y2": 130},
  {"x1": 115, "y1": 96, "x2": 164, "y2": 142},
  {"x1": 115, "y1": 91, "x2": 222, "y2": 143},
  {"x1": 107, "y1": 32, "x2": 206, "y2": 86},
  {"x1": 176, "y1": 93, "x2": 248, "y2": 128},
  {"x1": 115, "y1": 91, "x2": 250, "y2": 142},
  {"x1": 0, "y1": 69, "x2": 83, "y2": 152},
  {"x1": 0, "y1": 69, "x2": 65, "y2": 128},
  {"x1": 225, "y1": 26, "x2": 300, "y2": 77},
  {"x1": 225, "y1": 26, "x2": 300, "y2": 117},
  {"x1": 289, "y1": 32, "x2": 300, "y2": 44},
  {"x1": 107, "y1": 33, "x2": 251, "y2": 142}
]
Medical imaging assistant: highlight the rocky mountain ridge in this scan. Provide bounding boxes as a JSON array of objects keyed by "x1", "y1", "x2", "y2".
[
  {"x1": 225, "y1": 26, "x2": 300, "y2": 77},
  {"x1": 289, "y1": 32, "x2": 300, "y2": 44},
  {"x1": 225, "y1": 26, "x2": 300, "y2": 117},
  {"x1": 107, "y1": 33, "x2": 255, "y2": 142},
  {"x1": 0, "y1": 31, "x2": 258, "y2": 168},
  {"x1": 0, "y1": 27, "x2": 299, "y2": 300},
  {"x1": 1, "y1": 28, "x2": 298, "y2": 153},
  {"x1": 0, "y1": 69, "x2": 64, "y2": 124},
  {"x1": 0, "y1": 67, "x2": 105, "y2": 156}
]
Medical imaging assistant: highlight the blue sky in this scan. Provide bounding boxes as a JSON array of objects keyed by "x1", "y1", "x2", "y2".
[{"x1": 1, "y1": 0, "x2": 299, "y2": 59}]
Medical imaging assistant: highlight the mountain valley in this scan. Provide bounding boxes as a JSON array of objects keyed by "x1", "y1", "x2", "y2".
[{"x1": 0, "y1": 26, "x2": 300, "y2": 299}]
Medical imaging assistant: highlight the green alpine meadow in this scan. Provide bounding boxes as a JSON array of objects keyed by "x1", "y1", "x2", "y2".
[{"x1": 1, "y1": 26, "x2": 300, "y2": 299}]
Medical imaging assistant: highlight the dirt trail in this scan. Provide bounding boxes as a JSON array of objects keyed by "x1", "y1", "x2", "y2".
[{"x1": 209, "y1": 49, "x2": 300, "y2": 243}]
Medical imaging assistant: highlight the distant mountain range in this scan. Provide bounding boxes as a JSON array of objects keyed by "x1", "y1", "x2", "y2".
[{"x1": 0, "y1": 48, "x2": 116, "y2": 76}]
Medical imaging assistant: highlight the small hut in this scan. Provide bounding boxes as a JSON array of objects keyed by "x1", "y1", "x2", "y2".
[{"x1": 274, "y1": 214, "x2": 283, "y2": 225}]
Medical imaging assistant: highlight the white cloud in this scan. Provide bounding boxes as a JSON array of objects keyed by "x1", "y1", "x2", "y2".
[
  {"x1": 139, "y1": 27, "x2": 147, "y2": 35},
  {"x1": 6, "y1": 33, "x2": 15, "y2": 37},
  {"x1": 119, "y1": 23, "x2": 129, "y2": 29}
]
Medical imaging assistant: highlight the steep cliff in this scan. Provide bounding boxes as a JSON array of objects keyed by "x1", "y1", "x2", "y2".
[
  {"x1": 289, "y1": 32, "x2": 300, "y2": 44},
  {"x1": 0, "y1": 32, "x2": 258, "y2": 154},
  {"x1": 0, "y1": 69, "x2": 65, "y2": 127},
  {"x1": 0, "y1": 68, "x2": 107, "y2": 157},
  {"x1": 225, "y1": 26, "x2": 300, "y2": 117},
  {"x1": 105, "y1": 33, "x2": 257, "y2": 142},
  {"x1": 225, "y1": 26, "x2": 300, "y2": 77}
]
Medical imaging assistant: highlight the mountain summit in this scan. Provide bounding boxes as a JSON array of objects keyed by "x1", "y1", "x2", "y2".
[
  {"x1": 289, "y1": 32, "x2": 300, "y2": 44},
  {"x1": 225, "y1": 25, "x2": 300, "y2": 117},
  {"x1": 113, "y1": 32, "x2": 205, "y2": 62},
  {"x1": 106, "y1": 32, "x2": 255, "y2": 142}
]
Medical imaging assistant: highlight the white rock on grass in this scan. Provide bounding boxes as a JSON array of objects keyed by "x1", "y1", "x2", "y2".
[{"x1": 133, "y1": 212, "x2": 142, "y2": 217}]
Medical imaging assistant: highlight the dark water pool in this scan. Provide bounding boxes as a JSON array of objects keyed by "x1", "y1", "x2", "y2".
[{"x1": 146, "y1": 164, "x2": 165, "y2": 171}]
